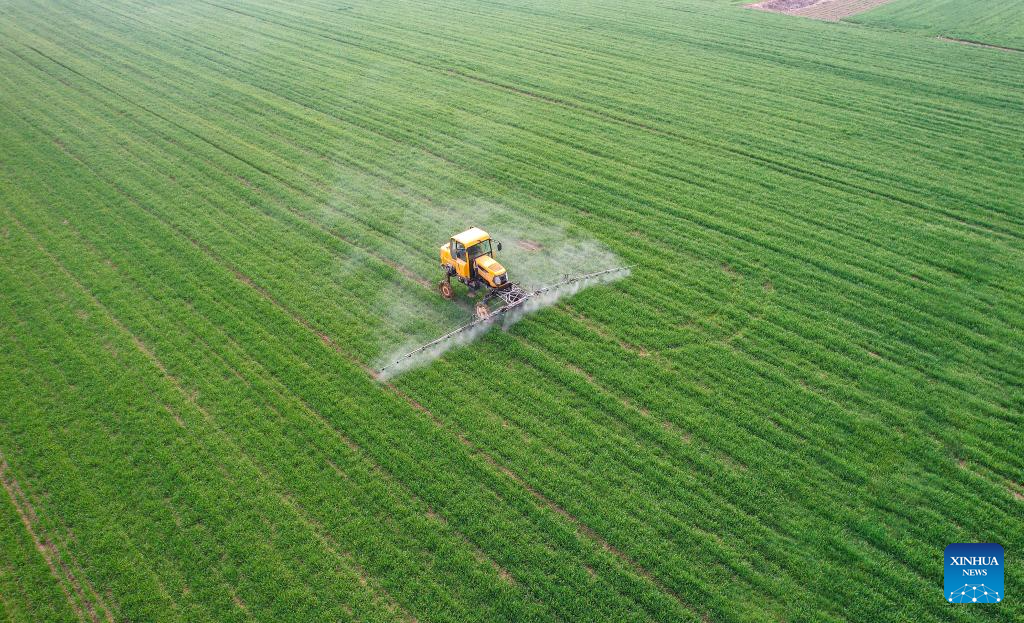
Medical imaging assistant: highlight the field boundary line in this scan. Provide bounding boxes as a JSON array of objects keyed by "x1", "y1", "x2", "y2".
[{"x1": 936, "y1": 36, "x2": 1024, "y2": 53}]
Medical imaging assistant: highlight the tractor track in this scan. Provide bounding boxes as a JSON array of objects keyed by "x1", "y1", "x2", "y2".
[
  {"x1": 16, "y1": 25, "x2": 1022, "y2": 401},
  {"x1": 0, "y1": 450, "x2": 110, "y2": 623}
]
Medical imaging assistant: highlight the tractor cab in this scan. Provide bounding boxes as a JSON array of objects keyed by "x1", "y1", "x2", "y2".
[{"x1": 440, "y1": 227, "x2": 508, "y2": 297}]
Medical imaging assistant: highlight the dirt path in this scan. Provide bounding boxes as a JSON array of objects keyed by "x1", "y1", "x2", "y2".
[{"x1": 747, "y1": 0, "x2": 895, "y2": 22}]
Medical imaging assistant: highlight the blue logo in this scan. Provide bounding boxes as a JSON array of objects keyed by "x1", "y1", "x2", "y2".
[{"x1": 945, "y1": 543, "x2": 1004, "y2": 603}]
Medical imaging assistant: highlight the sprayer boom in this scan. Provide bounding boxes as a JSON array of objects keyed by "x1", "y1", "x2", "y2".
[{"x1": 376, "y1": 266, "x2": 628, "y2": 376}]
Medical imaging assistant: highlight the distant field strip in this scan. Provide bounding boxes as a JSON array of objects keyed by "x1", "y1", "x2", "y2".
[
  {"x1": 747, "y1": 0, "x2": 895, "y2": 22},
  {"x1": 847, "y1": 0, "x2": 1024, "y2": 49},
  {"x1": 0, "y1": 0, "x2": 1022, "y2": 622}
]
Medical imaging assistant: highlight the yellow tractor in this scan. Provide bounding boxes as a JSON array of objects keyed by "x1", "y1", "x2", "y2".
[
  {"x1": 440, "y1": 227, "x2": 527, "y2": 319},
  {"x1": 376, "y1": 232, "x2": 629, "y2": 375}
]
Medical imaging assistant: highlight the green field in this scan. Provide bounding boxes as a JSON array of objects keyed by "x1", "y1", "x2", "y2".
[
  {"x1": 849, "y1": 0, "x2": 1024, "y2": 49},
  {"x1": 1, "y1": 0, "x2": 1022, "y2": 621}
]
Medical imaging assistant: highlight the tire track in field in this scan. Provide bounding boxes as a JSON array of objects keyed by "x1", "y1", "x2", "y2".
[
  {"x1": 0, "y1": 269, "x2": 190, "y2": 621},
  {"x1": 502, "y1": 325, "x2": 963, "y2": 605},
  {"x1": 458, "y1": 340, "x2": 819, "y2": 611},
  {"x1": 578, "y1": 278, "x2": 1021, "y2": 493},
  {"x1": 81, "y1": 0, "x2": 450, "y2": 270},
  {"x1": 0, "y1": 450, "x2": 111, "y2": 623},
  {"x1": 620, "y1": 270, "x2": 1021, "y2": 434},
  {"x1": 95, "y1": 0, "x2": 1024, "y2": 281},
  {"x1": 5, "y1": 41, "x2": 432, "y2": 295},
  {"x1": 5, "y1": 211, "x2": 415, "y2": 623},
  {"x1": 112, "y1": 154, "x2": 701, "y2": 619},
  {"x1": 12, "y1": 37, "x2": 435, "y2": 296},
  {"x1": 80, "y1": 29, "x2": 1024, "y2": 395},
  {"x1": 92, "y1": 37, "x2": 1019, "y2": 403},
  {"x1": 0, "y1": 213, "x2": 252, "y2": 623},
  {"x1": 4, "y1": 136, "x2": 420, "y2": 619},
  {"x1": 33, "y1": 91, "x2": 661, "y2": 616},
  {"x1": 138, "y1": 0, "x2": 1024, "y2": 258},
  {"x1": 102, "y1": 147, "x2": 695, "y2": 619},
  {"x1": 213, "y1": 243, "x2": 695, "y2": 619},
  {"x1": 9, "y1": 10, "x2": 1024, "y2": 623},
  {"x1": 4, "y1": 3, "x2": 1019, "y2": 618},
  {"x1": 464, "y1": 333, "x2": 899, "y2": 615},
  {"x1": 185, "y1": 299, "x2": 537, "y2": 615},
  {"x1": 19, "y1": 0, "x2": 1024, "y2": 364},
  {"x1": 364, "y1": 0, "x2": 1017, "y2": 136},
  {"x1": 209, "y1": 325, "x2": 551, "y2": 619}
]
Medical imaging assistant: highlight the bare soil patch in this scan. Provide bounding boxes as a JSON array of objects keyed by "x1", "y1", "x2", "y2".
[
  {"x1": 747, "y1": 0, "x2": 895, "y2": 22},
  {"x1": 516, "y1": 239, "x2": 543, "y2": 251}
]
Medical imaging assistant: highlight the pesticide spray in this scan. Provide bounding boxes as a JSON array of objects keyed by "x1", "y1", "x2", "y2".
[
  {"x1": 375, "y1": 266, "x2": 629, "y2": 379},
  {"x1": 325, "y1": 173, "x2": 632, "y2": 380}
]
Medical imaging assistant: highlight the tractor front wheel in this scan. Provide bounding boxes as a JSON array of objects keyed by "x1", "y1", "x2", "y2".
[{"x1": 439, "y1": 280, "x2": 454, "y2": 299}]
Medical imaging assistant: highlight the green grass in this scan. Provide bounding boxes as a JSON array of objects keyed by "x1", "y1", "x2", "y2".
[
  {"x1": 0, "y1": 0, "x2": 1021, "y2": 621},
  {"x1": 848, "y1": 0, "x2": 1024, "y2": 49}
]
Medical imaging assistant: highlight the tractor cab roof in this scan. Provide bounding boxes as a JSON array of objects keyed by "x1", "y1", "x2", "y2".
[{"x1": 452, "y1": 227, "x2": 491, "y2": 246}]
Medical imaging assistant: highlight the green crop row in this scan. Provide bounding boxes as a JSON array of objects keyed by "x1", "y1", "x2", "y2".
[{"x1": 0, "y1": 0, "x2": 1020, "y2": 621}]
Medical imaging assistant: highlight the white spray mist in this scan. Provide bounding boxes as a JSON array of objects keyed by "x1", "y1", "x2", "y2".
[{"x1": 375, "y1": 267, "x2": 629, "y2": 379}]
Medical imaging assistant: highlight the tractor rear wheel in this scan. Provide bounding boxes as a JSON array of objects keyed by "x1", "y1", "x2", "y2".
[
  {"x1": 439, "y1": 280, "x2": 454, "y2": 299},
  {"x1": 475, "y1": 302, "x2": 490, "y2": 320}
]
